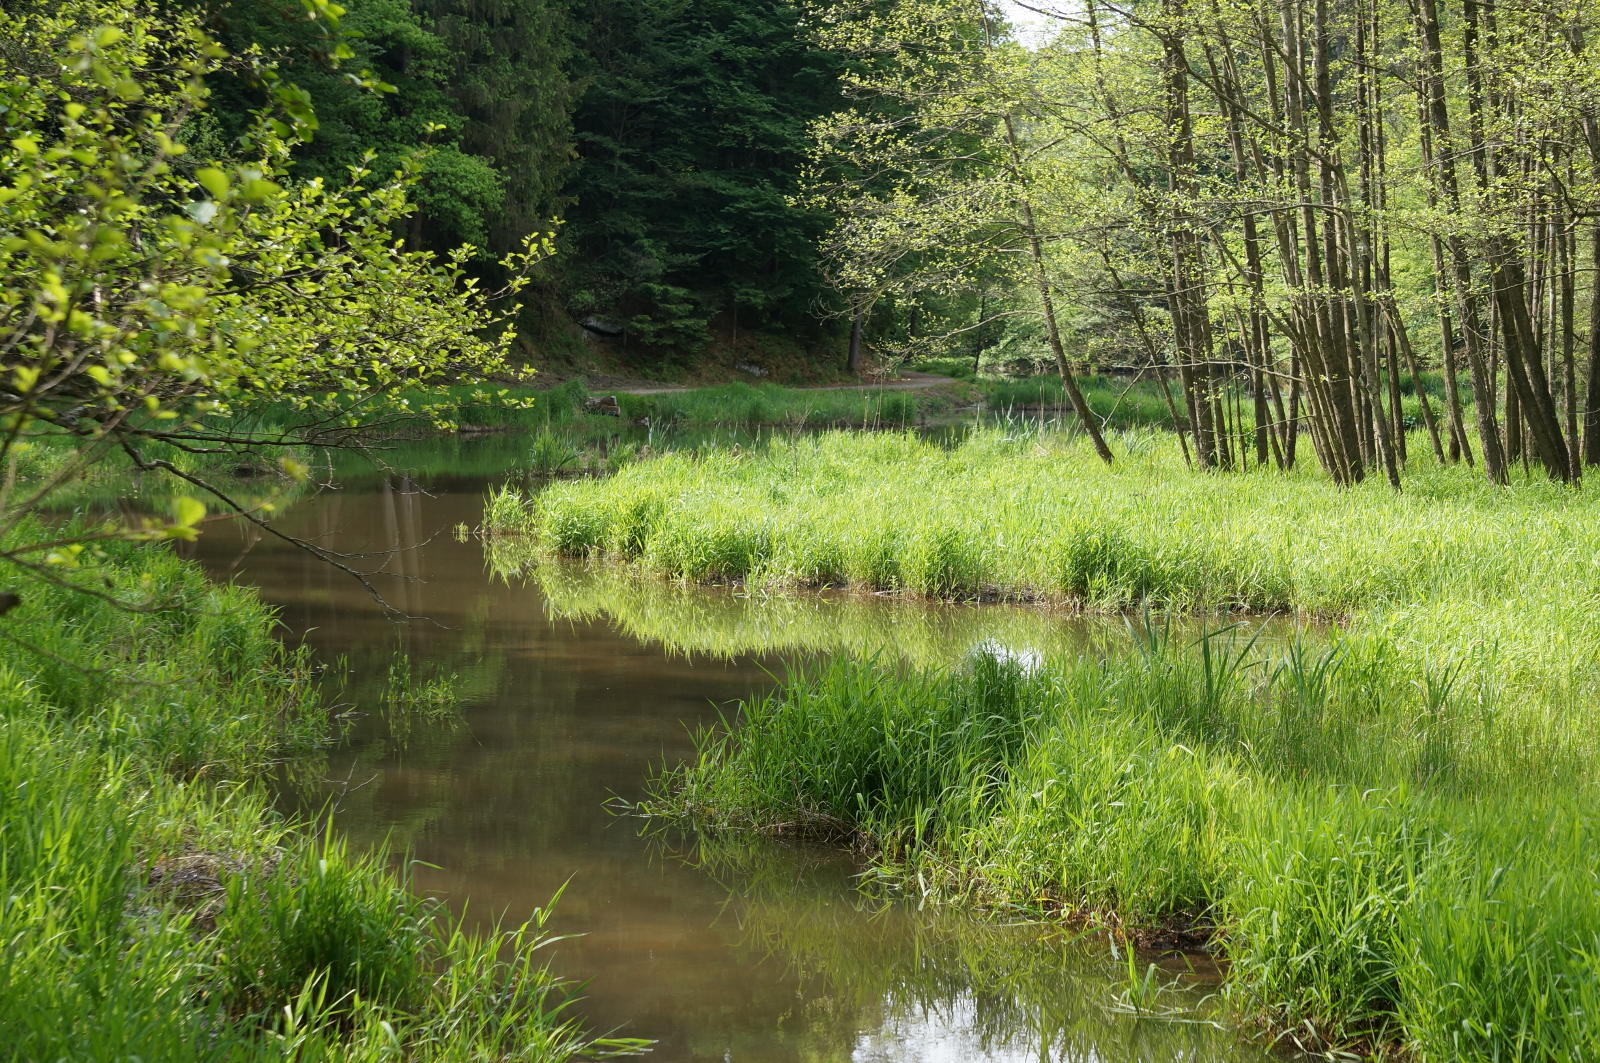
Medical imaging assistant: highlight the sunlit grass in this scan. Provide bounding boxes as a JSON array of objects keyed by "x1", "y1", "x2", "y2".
[
  {"x1": 615, "y1": 380, "x2": 966, "y2": 427},
  {"x1": 646, "y1": 640, "x2": 1600, "y2": 1060},
  {"x1": 504, "y1": 424, "x2": 1600, "y2": 1058}
]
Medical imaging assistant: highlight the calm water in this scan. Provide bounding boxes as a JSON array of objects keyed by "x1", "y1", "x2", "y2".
[{"x1": 189, "y1": 444, "x2": 1278, "y2": 1063}]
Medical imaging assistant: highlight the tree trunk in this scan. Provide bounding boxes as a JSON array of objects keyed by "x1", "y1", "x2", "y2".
[{"x1": 847, "y1": 308, "x2": 865, "y2": 376}]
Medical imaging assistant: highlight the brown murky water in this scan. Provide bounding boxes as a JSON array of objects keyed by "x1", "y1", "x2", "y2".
[{"x1": 190, "y1": 444, "x2": 1278, "y2": 1063}]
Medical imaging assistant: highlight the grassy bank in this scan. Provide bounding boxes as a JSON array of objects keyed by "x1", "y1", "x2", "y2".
[
  {"x1": 14, "y1": 430, "x2": 311, "y2": 516},
  {"x1": 244, "y1": 378, "x2": 972, "y2": 440},
  {"x1": 612, "y1": 380, "x2": 971, "y2": 428},
  {"x1": 913, "y1": 361, "x2": 1463, "y2": 433},
  {"x1": 0, "y1": 534, "x2": 632, "y2": 1061},
  {"x1": 491, "y1": 426, "x2": 1600, "y2": 1057},
  {"x1": 646, "y1": 643, "x2": 1600, "y2": 1060},
  {"x1": 484, "y1": 427, "x2": 1584, "y2": 608}
]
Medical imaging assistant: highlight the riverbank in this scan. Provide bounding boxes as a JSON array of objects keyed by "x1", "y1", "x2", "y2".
[
  {"x1": 488, "y1": 426, "x2": 1600, "y2": 1059},
  {"x1": 0, "y1": 531, "x2": 634, "y2": 1061},
  {"x1": 643, "y1": 648, "x2": 1600, "y2": 1060}
]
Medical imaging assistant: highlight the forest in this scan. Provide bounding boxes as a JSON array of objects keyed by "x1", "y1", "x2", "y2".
[
  {"x1": 6, "y1": 0, "x2": 1600, "y2": 1061},
  {"x1": 180, "y1": 0, "x2": 1600, "y2": 488}
]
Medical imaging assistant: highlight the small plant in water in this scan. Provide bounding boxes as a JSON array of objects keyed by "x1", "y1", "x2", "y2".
[
  {"x1": 529, "y1": 429, "x2": 579, "y2": 477},
  {"x1": 382, "y1": 656, "x2": 464, "y2": 747},
  {"x1": 1110, "y1": 939, "x2": 1167, "y2": 1015}
]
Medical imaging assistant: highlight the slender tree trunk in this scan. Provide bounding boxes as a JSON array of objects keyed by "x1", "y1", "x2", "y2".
[
  {"x1": 1161, "y1": 0, "x2": 1223, "y2": 468},
  {"x1": 1412, "y1": 0, "x2": 1507, "y2": 481},
  {"x1": 847, "y1": 308, "x2": 866, "y2": 376},
  {"x1": 973, "y1": 1, "x2": 1113, "y2": 464},
  {"x1": 1587, "y1": 228, "x2": 1600, "y2": 464}
]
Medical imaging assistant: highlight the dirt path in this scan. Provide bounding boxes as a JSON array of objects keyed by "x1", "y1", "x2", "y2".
[{"x1": 601, "y1": 370, "x2": 956, "y2": 396}]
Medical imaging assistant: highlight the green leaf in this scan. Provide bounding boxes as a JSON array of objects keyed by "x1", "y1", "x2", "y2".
[
  {"x1": 195, "y1": 167, "x2": 229, "y2": 198},
  {"x1": 172, "y1": 495, "x2": 206, "y2": 528}
]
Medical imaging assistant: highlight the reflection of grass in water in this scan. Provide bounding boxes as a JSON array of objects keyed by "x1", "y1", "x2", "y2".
[
  {"x1": 16, "y1": 433, "x2": 307, "y2": 515},
  {"x1": 661, "y1": 834, "x2": 1248, "y2": 1061},
  {"x1": 493, "y1": 555, "x2": 1300, "y2": 670}
]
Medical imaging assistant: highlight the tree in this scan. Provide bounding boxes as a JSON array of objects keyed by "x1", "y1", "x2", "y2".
[
  {"x1": 420, "y1": 0, "x2": 576, "y2": 256},
  {"x1": 205, "y1": 0, "x2": 536, "y2": 256},
  {"x1": 826, "y1": 0, "x2": 1600, "y2": 486},
  {"x1": 558, "y1": 0, "x2": 843, "y2": 353},
  {"x1": 803, "y1": 0, "x2": 1115, "y2": 460},
  {"x1": 0, "y1": 0, "x2": 545, "y2": 610}
]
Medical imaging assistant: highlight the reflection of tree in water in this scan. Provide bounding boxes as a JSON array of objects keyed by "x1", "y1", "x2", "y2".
[{"x1": 663, "y1": 835, "x2": 1260, "y2": 1063}]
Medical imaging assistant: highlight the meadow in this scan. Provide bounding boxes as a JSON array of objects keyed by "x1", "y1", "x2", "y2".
[
  {"x1": 913, "y1": 359, "x2": 1465, "y2": 438},
  {"x1": 490, "y1": 426, "x2": 1600, "y2": 1059},
  {"x1": 0, "y1": 529, "x2": 634, "y2": 1061}
]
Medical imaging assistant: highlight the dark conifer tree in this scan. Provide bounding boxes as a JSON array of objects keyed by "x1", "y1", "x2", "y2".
[{"x1": 560, "y1": 0, "x2": 843, "y2": 351}]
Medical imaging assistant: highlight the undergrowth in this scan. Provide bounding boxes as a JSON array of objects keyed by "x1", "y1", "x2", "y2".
[{"x1": 0, "y1": 531, "x2": 637, "y2": 1061}]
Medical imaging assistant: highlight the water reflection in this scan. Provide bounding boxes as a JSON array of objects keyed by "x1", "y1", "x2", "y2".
[
  {"x1": 491, "y1": 552, "x2": 1295, "y2": 670},
  {"x1": 187, "y1": 457, "x2": 1277, "y2": 1063}
]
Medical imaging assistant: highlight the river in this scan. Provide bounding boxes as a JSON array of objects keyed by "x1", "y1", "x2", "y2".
[{"x1": 189, "y1": 437, "x2": 1279, "y2": 1063}]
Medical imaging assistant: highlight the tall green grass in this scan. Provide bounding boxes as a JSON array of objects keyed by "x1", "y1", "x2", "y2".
[
  {"x1": 13, "y1": 431, "x2": 309, "y2": 516},
  {"x1": 911, "y1": 364, "x2": 1467, "y2": 434},
  {"x1": 502, "y1": 425, "x2": 1600, "y2": 1057},
  {"x1": 487, "y1": 426, "x2": 1588, "y2": 609},
  {"x1": 977, "y1": 373, "x2": 1182, "y2": 429},
  {"x1": 0, "y1": 532, "x2": 635, "y2": 1061},
  {"x1": 647, "y1": 640, "x2": 1600, "y2": 1060}
]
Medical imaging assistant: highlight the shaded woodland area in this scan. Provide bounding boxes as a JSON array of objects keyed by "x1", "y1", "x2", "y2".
[
  {"x1": 196, "y1": 0, "x2": 1600, "y2": 488},
  {"x1": 198, "y1": 0, "x2": 845, "y2": 354}
]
